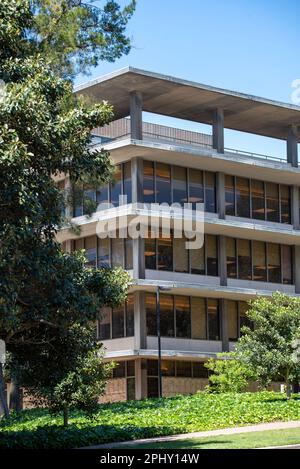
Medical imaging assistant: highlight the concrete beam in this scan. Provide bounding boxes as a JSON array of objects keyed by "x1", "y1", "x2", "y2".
[
  {"x1": 287, "y1": 125, "x2": 298, "y2": 167},
  {"x1": 130, "y1": 91, "x2": 143, "y2": 140},
  {"x1": 216, "y1": 172, "x2": 226, "y2": 219},
  {"x1": 292, "y1": 186, "x2": 300, "y2": 230},
  {"x1": 218, "y1": 235, "x2": 227, "y2": 286},
  {"x1": 220, "y1": 299, "x2": 229, "y2": 352},
  {"x1": 212, "y1": 108, "x2": 224, "y2": 153}
]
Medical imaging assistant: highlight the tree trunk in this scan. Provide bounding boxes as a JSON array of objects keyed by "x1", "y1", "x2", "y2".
[
  {"x1": 9, "y1": 379, "x2": 22, "y2": 412},
  {"x1": 286, "y1": 373, "x2": 291, "y2": 400},
  {"x1": 63, "y1": 407, "x2": 69, "y2": 427},
  {"x1": 0, "y1": 363, "x2": 10, "y2": 419}
]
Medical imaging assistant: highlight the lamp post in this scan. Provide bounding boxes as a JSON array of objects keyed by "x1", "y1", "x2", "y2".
[{"x1": 156, "y1": 286, "x2": 171, "y2": 399}]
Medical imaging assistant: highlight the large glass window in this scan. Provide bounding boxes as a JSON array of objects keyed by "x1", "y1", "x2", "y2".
[
  {"x1": 236, "y1": 177, "x2": 250, "y2": 218},
  {"x1": 156, "y1": 163, "x2": 171, "y2": 205},
  {"x1": 99, "y1": 295, "x2": 134, "y2": 340},
  {"x1": 112, "y1": 305, "x2": 125, "y2": 339},
  {"x1": 237, "y1": 239, "x2": 252, "y2": 280},
  {"x1": 145, "y1": 235, "x2": 156, "y2": 270},
  {"x1": 98, "y1": 238, "x2": 110, "y2": 267},
  {"x1": 207, "y1": 299, "x2": 220, "y2": 340},
  {"x1": 85, "y1": 236, "x2": 97, "y2": 267},
  {"x1": 226, "y1": 238, "x2": 237, "y2": 278},
  {"x1": 190, "y1": 243, "x2": 205, "y2": 275},
  {"x1": 111, "y1": 237, "x2": 124, "y2": 267},
  {"x1": 157, "y1": 232, "x2": 173, "y2": 271},
  {"x1": 174, "y1": 237, "x2": 189, "y2": 273},
  {"x1": 267, "y1": 243, "x2": 281, "y2": 283},
  {"x1": 160, "y1": 294, "x2": 174, "y2": 337},
  {"x1": 110, "y1": 165, "x2": 122, "y2": 207},
  {"x1": 205, "y1": 171, "x2": 216, "y2": 213},
  {"x1": 143, "y1": 161, "x2": 155, "y2": 204},
  {"x1": 146, "y1": 293, "x2": 157, "y2": 335},
  {"x1": 206, "y1": 235, "x2": 218, "y2": 276},
  {"x1": 225, "y1": 175, "x2": 235, "y2": 216},
  {"x1": 282, "y1": 245, "x2": 293, "y2": 284},
  {"x1": 252, "y1": 241, "x2": 267, "y2": 282},
  {"x1": 191, "y1": 297, "x2": 206, "y2": 339},
  {"x1": 251, "y1": 180, "x2": 265, "y2": 220},
  {"x1": 188, "y1": 169, "x2": 204, "y2": 210},
  {"x1": 125, "y1": 238, "x2": 133, "y2": 270},
  {"x1": 228, "y1": 300, "x2": 238, "y2": 341},
  {"x1": 123, "y1": 161, "x2": 132, "y2": 204},
  {"x1": 125, "y1": 295, "x2": 134, "y2": 337},
  {"x1": 266, "y1": 182, "x2": 279, "y2": 223},
  {"x1": 172, "y1": 166, "x2": 187, "y2": 206},
  {"x1": 175, "y1": 296, "x2": 191, "y2": 338},
  {"x1": 99, "y1": 308, "x2": 111, "y2": 340},
  {"x1": 280, "y1": 185, "x2": 291, "y2": 224}
]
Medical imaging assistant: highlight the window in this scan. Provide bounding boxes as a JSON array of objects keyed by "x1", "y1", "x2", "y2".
[
  {"x1": 237, "y1": 239, "x2": 252, "y2": 280},
  {"x1": 174, "y1": 237, "x2": 189, "y2": 273},
  {"x1": 176, "y1": 361, "x2": 192, "y2": 377},
  {"x1": 228, "y1": 300, "x2": 238, "y2": 341},
  {"x1": 98, "y1": 238, "x2": 110, "y2": 267},
  {"x1": 145, "y1": 235, "x2": 156, "y2": 270},
  {"x1": 113, "y1": 361, "x2": 126, "y2": 378},
  {"x1": 251, "y1": 180, "x2": 265, "y2": 220},
  {"x1": 190, "y1": 242, "x2": 205, "y2": 275},
  {"x1": 192, "y1": 362, "x2": 209, "y2": 379},
  {"x1": 161, "y1": 360, "x2": 175, "y2": 377},
  {"x1": 172, "y1": 166, "x2": 187, "y2": 206},
  {"x1": 125, "y1": 295, "x2": 134, "y2": 337},
  {"x1": 96, "y1": 184, "x2": 109, "y2": 206},
  {"x1": 226, "y1": 238, "x2": 237, "y2": 278},
  {"x1": 156, "y1": 163, "x2": 171, "y2": 204},
  {"x1": 146, "y1": 293, "x2": 157, "y2": 335},
  {"x1": 112, "y1": 305, "x2": 124, "y2": 339},
  {"x1": 191, "y1": 297, "x2": 206, "y2": 339},
  {"x1": 206, "y1": 235, "x2": 218, "y2": 276},
  {"x1": 110, "y1": 165, "x2": 122, "y2": 207},
  {"x1": 123, "y1": 161, "x2": 132, "y2": 204},
  {"x1": 143, "y1": 161, "x2": 155, "y2": 204},
  {"x1": 266, "y1": 182, "x2": 279, "y2": 222},
  {"x1": 84, "y1": 236, "x2": 97, "y2": 267},
  {"x1": 99, "y1": 308, "x2": 111, "y2": 340},
  {"x1": 205, "y1": 171, "x2": 216, "y2": 213},
  {"x1": 175, "y1": 296, "x2": 191, "y2": 338},
  {"x1": 160, "y1": 294, "x2": 174, "y2": 337},
  {"x1": 125, "y1": 238, "x2": 133, "y2": 270},
  {"x1": 252, "y1": 241, "x2": 267, "y2": 282},
  {"x1": 225, "y1": 175, "x2": 235, "y2": 216},
  {"x1": 236, "y1": 177, "x2": 250, "y2": 218},
  {"x1": 280, "y1": 185, "x2": 291, "y2": 224},
  {"x1": 267, "y1": 243, "x2": 281, "y2": 283},
  {"x1": 99, "y1": 295, "x2": 135, "y2": 340},
  {"x1": 282, "y1": 245, "x2": 293, "y2": 285},
  {"x1": 207, "y1": 299, "x2": 220, "y2": 340},
  {"x1": 188, "y1": 169, "x2": 204, "y2": 210},
  {"x1": 239, "y1": 302, "x2": 252, "y2": 334},
  {"x1": 111, "y1": 237, "x2": 124, "y2": 267},
  {"x1": 157, "y1": 231, "x2": 173, "y2": 271}
]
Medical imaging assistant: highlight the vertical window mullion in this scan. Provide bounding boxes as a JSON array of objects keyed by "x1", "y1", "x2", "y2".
[
  {"x1": 234, "y1": 176, "x2": 237, "y2": 216},
  {"x1": 249, "y1": 179, "x2": 253, "y2": 218}
]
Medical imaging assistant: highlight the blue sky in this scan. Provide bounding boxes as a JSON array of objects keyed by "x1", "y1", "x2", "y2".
[{"x1": 76, "y1": 0, "x2": 300, "y2": 157}]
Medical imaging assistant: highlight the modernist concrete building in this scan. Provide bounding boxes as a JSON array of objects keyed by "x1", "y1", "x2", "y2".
[{"x1": 57, "y1": 67, "x2": 300, "y2": 402}]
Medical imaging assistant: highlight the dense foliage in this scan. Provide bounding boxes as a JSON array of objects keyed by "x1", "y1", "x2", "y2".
[
  {"x1": 205, "y1": 353, "x2": 255, "y2": 393},
  {"x1": 0, "y1": 391, "x2": 299, "y2": 448}
]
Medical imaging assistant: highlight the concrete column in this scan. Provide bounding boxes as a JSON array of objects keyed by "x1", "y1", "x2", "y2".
[
  {"x1": 294, "y1": 246, "x2": 300, "y2": 294},
  {"x1": 130, "y1": 91, "x2": 143, "y2": 140},
  {"x1": 218, "y1": 235, "x2": 227, "y2": 286},
  {"x1": 131, "y1": 157, "x2": 144, "y2": 204},
  {"x1": 220, "y1": 299, "x2": 229, "y2": 352},
  {"x1": 132, "y1": 237, "x2": 145, "y2": 279},
  {"x1": 135, "y1": 358, "x2": 147, "y2": 400},
  {"x1": 212, "y1": 108, "x2": 224, "y2": 153},
  {"x1": 216, "y1": 172, "x2": 226, "y2": 219},
  {"x1": 287, "y1": 125, "x2": 298, "y2": 168},
  {"x1": 291, "y1": 186, "x2": 300, "y2": 230},
  {"x1": 64, "y1": 176, "x2": 72, "y2": 219},
  {"x1": 134, "y1": 291, "x2": 146, "y2": 349}
]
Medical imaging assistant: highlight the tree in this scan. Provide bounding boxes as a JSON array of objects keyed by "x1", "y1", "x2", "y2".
[
  {"x1": 235, "y1": 293, "x2": 300, "y2": 399},
  {"x1": 205, "y1": 353, "x2": 255, "y2": 394},
  {"x1": 0, "y1": 1, "x2": 134, "y2": 417},
  {"x1": 10, "y1": 324, "x2": 114, "y2": 426}
]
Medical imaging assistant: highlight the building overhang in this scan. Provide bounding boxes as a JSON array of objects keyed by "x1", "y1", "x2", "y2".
[
  {"x1": 75, "y1": 67, "x2": 300, "y2": 142},
  {"x1": 102, "y1": 349, "x2": 218, "y2": 361}
]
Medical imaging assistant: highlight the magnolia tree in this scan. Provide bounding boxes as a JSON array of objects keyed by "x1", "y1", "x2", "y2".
[
  {"x1": 0, "y1": 0, "x2": 135, "y2": 421},
  {"x1": 236, "y1": 293, "x2": 300, "y2": 399}
]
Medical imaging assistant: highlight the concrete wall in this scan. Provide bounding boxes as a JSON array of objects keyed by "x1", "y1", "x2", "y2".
[{"x1": 99, "y1": 378, "x2": 127, "y2": 403}]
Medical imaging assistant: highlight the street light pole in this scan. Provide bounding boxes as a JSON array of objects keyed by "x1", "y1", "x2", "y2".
[{"x1": 156, "y1": 286, "x2": 162, "y2": 398}]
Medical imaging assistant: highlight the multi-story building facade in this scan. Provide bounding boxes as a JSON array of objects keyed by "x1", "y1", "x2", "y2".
[{"x1": 57, "y1": 67, "x2": 300, "y2": 402}]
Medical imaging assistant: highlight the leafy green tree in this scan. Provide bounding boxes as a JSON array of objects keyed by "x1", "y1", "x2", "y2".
[
  {"x1": 0, "y1": 0, "x2": 134, "y2": 417},
  {"x1": 205, "y1": 353, "x2": 255, "y2": 393},
  {"x1": 236, "y1": 293, "x2": 300, "y2": 399}
]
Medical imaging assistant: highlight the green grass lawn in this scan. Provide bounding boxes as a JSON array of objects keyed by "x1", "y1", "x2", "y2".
[
  {"x1": 0, "y1": 391, "x2": 300, "y2": 449},
  {"x1": 126, "y1": 427, "x2": 300, "y2": 449}
]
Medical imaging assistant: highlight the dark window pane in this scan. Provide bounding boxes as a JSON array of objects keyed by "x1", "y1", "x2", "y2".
[
  {"x1": 237, "y1": 239, "x2": 252, "y2": 280},
  {"x1": 236, "y1": 177, "x2": 250, "y2": 218},
  {"x1": 192, "y1": 362, "x2": 209, "y2": 378},
  {"x1": 282, "y1": 245, "x2": 293, "y2": 285},
  {"x1": 126, "y1": 295, "x2": 134, "y2": 337},
  {"x1": 188, "y1": 169, "x2": 204, "y2": 210},
  {"x1": 110, "y1": 165, "x2": 122, "y2": 207},
  {"x1": 145, "y1": 232, "x2": 156, "y2": 269},
  {"x1": 267, "y1": 243, "x2": 281, "y2": 283},
  {"x1": 280, "y1": 185, "x2": 291, "y2": 224},
  {"x1": 146, "y1": 293, "x2": 157, "y2": 335},
  {"x1": 225, "y1": 175, "x2": 235, "y2": 216},
  {"x1": 161, "y1": 360, "x2": 175, "y2": 377},
  {"x1": 111, "y1": 237, "x2": 124, "y2": 267},
  {"x1": 160, "y1": 294, "x2": 174, "y2": 337},
  {"x1": 83, "y1": 187, "x2": 96, "y2": 214},
  {"x1": 74, "y1": 238, "x2": 84, "y2": 251},
  {"x1": 113, "y1": 361, "x2": 126, "y2": 378},
  {"x1": 175, "y1": 296, "x2": 191, "y2": 338},
  {"x1": 98, "y1": 238, "x2": 110, "y2": 267},
  {"x1": 174, "y1": 237, "x2": 189, "y2": 273},
  {"x1": 126, "y1": 361, "x2": 135, "y2": 377},
  {"x1": 147, "y1": 360, "x2": 158, "y2": 376},
  {"x1": 205, "y1": 171, "x2": 216, "y2": 213},
  {"x1": 143, "y1": 161, "x2": 155, "y2": 204},
  {"x1": 147, "y1": 377, "x2": 158, "y2": 398},
  {"x1": 226, "y1": 238, "x2": 237, "y2": 278},
  {"x1": 127, "y1": 378, "x2": 135, "y2": 400},
  {"x1": 96, "y1": 184, "x2": 109, "y2": 207},
  {"x1": 206, "y1": 235, "x2": 218, "y2": 276},
  {"x1": 156, "y1": 163, "x2": 171, "y2": 204},
  {"x1": 239, "y1": 302, "x2": 253, "y2": 335},
  {"x1": 125, "y1": 238, "x2": 133, "y2": 270},
  {"x1": 99, "y1": 308, "x2": 111, "y2": 340},
  {"x1": 266, "y1": 182, "x2": 279, "y2": 223},
  {"x1": 251, "y1": 180, "x2": 265, "y2": 220},
  {"x1": 157, "y1": 232, "x2": 173, "y2": 271},
  {"x1": 207, "y1": 299, "x2": 220, "y2": 340},
  {"x1": 112, "y1": 305, "x2": 124, "y2": 339},
  {"x1": 173, "y1": 166, "x2": 187, "y2": 206},
  {"x1": 190, "y1": 244, "x2": 205, "y2": 275},
  {"x1": 176, "y1": 361, "x2": 192, "y2": 377},
  {"x1": 228, "y1": 300, "x2": 238, "y2": 341},
  {"x1": 123, "y1": 162, "x2": 132, "y2": 204},
  {"x1": 252, "y1": 241, "x2": 267, "y2": 282},
  {"x1": 85, "y1": 236, "x2": 97, "y2": 267},
  {"x1": 191, "y1": 297, "x2": 206, "y2": 339}
]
